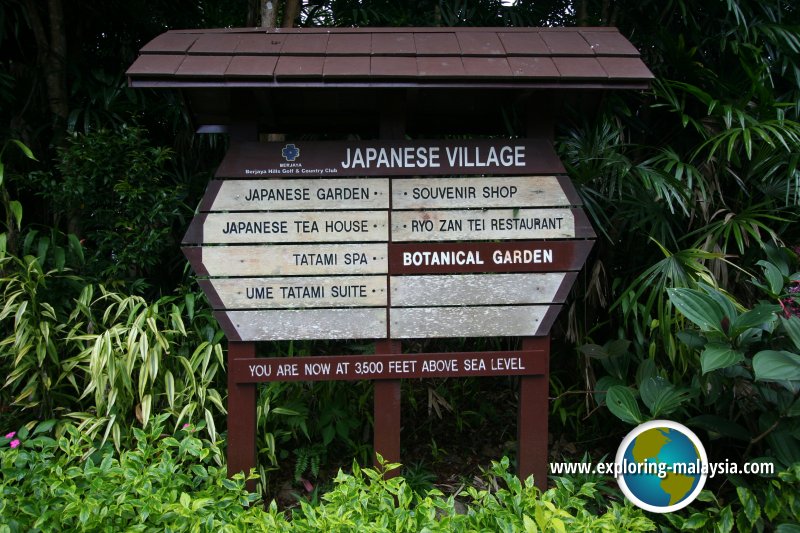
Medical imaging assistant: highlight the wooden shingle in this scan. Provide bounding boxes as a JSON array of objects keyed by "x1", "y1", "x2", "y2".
[{"x1": 128, "y1": 27, "x2": 653, "y2": 89}]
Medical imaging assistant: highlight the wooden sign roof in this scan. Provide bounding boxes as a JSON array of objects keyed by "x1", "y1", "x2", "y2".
[{"x1": 127, "y1": 27, "x2": 653, "y2": 89}]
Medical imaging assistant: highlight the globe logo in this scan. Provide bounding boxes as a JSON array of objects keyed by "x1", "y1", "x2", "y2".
[{"x1": 615, "y1": 420, "x2": 708, "y2": 513}]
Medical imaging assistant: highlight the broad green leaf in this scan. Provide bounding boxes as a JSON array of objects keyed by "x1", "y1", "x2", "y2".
[
  {"x1": 764, "y1": 486, "x2": 781, "y2": 520},
  {"x1": 639, "y1": 376, "x2": 690, "y2": 417},
  {"x1": 593, "y1": 376, "x2": 623, "y2": 406},
  {"x1": 54, "y1": 246, "x2": 65, "y2": 271},
  {"x1": 639, "y1": 376, "x2": 665, "y2": 413},
  {"x1": 731, "y1": 304, "x2": 780, "y2": 335},
  {"x1": 698, "y1": 283, "x2": 738, "y2": 322},
  {"x1": 68, "y1": 234, "x2": 84, "y2": 264},
  {"x1": 650, "y1": 387, "x2": 690, "y2": 417},
  {"x1": 271, "y1": 406, "x2": 302, "y2": 416},
  {"x1": 737, "y1": 487, "x2": 761, "y2": 524},
  {"x1": 780, "y1": 315, "x2": 800, "y2": 351},
  {"x1": 185, "y1": 292, "x2": 195, "y2": 320},
  {"x1": 667, "y1": 288, "x2": 726, "y2": 333},
  {"x1": 204, "y1": 408, "x2": 216, "y2": 442},
  {"x1": 36, "y1": 236, "x2": 49, "y2": 265},
  {"x1": 676, "y1": 329, "x2": 706, "y2": 349},
  {"x1": 767, "y1": 431, "x2": 800, "y2": 470},
  {"x1": 33, "y1": 419, "x2": 56, "y2": 435},
  {"x1": 635, "y1": 358, "x2": 658, "y2": 387},
  {"x1": 682, "y1": 513, "x2": 708, "y2": 530},
  {"x1": 701, "y1": 343, "x2": 744, "y2": 374},
  {"x1": 688, "y1": 415, "x2": 750, "y2": 441},
  {"x1": 605, "y1": 386, "x2": 643, "y2": 425},
  {"x1": 141, "y1": 394, "x2": 152, "y2": 428},
  {"x1": 101, "y1": 415, "x2": 116, "y2": 447},
  {"x1": 788, "y1": 396, "x2": 800, "y2": 417},
  {"x1": 579, "y1": 344, "x2": 607, "y2": 359},
  {"x1": 10, "y1": 139, "x2": 35, "y2": 160},
  {"x1": 758, "y1": 260, "x2": 785, "y2": 295},
  {"x1": 165, "y1": 370, "x2": 175, "y2": 409},
  {"x1": 753, "y1": 350, "x2": 800, "y2": 382},
  {"x1": 718, "y1": 505, "x2": 734, "y2": 533},
  {"x1": 9, "y1": 200, "x2": 22, "y2": 228}
]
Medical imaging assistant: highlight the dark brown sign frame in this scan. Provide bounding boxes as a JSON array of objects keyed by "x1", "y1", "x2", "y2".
[{"x1": 186, "y1": 133, "x2": 595, "y2": 490}]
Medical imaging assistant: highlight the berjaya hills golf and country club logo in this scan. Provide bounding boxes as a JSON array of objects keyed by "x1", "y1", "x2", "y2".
[
  {"x1": 281, "y1": 143, "x2": 300, "y2": 162},
  {"x1": 615, "y1": 420, "x2": 708, "y2": 513}
]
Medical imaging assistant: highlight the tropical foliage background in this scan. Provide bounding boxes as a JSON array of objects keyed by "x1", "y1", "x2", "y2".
[{"x1": 0, "y1": 0, "x2": 798, "y2": 529}]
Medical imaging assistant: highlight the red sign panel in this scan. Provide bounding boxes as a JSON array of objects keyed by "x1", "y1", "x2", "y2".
[
  {"x1": 231, "y1": 350, "x2": 546, "y2": 383},
  {"x1": 215, "y1": 139, "x2": 565, "y2": 177},
  {"x1": 389, "y1": 240, "x2": 594, "y2": 275}
]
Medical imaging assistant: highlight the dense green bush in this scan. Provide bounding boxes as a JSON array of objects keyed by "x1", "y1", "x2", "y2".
[
  {"x1": 0, "y1": 418, "x2": 656, "y2": 532},
  {"x1": 0, "y1": 416, "x2": 262, "y2": 531},
  {"x1": 0, "y1": 248, "x2": 226, "y2": 447},
  {"x1": 598, "y1": 248, "x2": 800, "y2": 470},
  {"x1": 23, "y1": 125, "x2": 189, "y2": 286}
]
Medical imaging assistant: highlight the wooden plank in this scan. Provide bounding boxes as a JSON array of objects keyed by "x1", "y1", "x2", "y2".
[
  {"x1": 184, "y1": 244, "x2": 388, "y2": 276},
  {"x1": 392, "y1": 176, "x2": 577, "y2": 209},
  {"x1": 390, "y1": 273, "x2": 570, "y2": 306},
  {"x1": 200, "y1": 276, "x2": 387, "y2": 309},
  {"x1": 215, "y1": 139, "x2": 566, "y2": 178},
  {"x1": 218, "y1": 308, "x2": 387, "y2": 341},
  {"x1": 230, "y1": 350, "x2": 546, "y2": 382},
  {"x1": 389, "y1": 240, "x2": 594, "y2": 274},
  {"x1": 392, "y1": 208, "x2": 585, "y2": 241},
  {"x1": 201, "y1": 178, "x2": 389, "y2": 212},
  {"x1": 184, "y1": 211, "x2": 388, "y2": 244},
  {"x1": 390, "y1": 305, "x2": 557, "y2": 338}
]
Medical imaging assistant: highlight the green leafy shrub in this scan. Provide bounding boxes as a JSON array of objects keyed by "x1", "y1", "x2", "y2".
[
  {"x1": 0, "y1": 253, "x2": 84, "y2": 419},
  {"x1": 595, "y1": 248, "x2": 800, "y2": 468},
  {"x1": 275, "y1": 456, "x2": 655, "y2": 532},
  {"x1": 665, "y1": 252, "x2": 800, "y2": 469},
  {"x1": 658, "y1": 465, "x2": 800, "y2": 532},
  {"x1": 0, "y1": 421, "x2": 655, "y2": 532},
  {"x1": 0, "y1": 416, "x2": 264, "y2": 531},
  {"x1": 24, "y1": 125, "x2": 188, "y2": 285},
  {"x1": 0, "y1": 247, "x2": 226, "y2": 447}
]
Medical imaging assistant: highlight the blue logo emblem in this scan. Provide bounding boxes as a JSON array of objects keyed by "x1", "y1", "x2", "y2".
[
  {"x1": 282, "y1": 144, "x2": 300, "y2": 162},
  {"x1": 616, "y1": 420, "x2": 708, "y2": 513}
]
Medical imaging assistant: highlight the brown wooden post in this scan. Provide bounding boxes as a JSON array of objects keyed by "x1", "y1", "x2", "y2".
[
  {"x1": 517, "y1": 336, "x2": 550, "y2": 490},
  {"x1": 373, "y1": 340, "x2": 402, "y2": 473},
  {"x1": 227, "y1": 341, "x2": 257, "y2": 491},
  {"x1": 373, "y1": 90, "x2": 405, "y2": 475}
]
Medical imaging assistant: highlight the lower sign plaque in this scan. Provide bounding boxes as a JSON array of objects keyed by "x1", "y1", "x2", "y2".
[{"x1": 231, "y1": 350, "x2": 546, "y2": 382}]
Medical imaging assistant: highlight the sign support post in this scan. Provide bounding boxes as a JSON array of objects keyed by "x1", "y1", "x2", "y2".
[
  {"x1": 227, "y1": 341, "x2": 257, "y2": 491},
  {"x1": 373, "y1": 340, "x2": 402, "y2": 471},
  {"x1": 517, "y1": 336, "x2": 550, "y2": 489},
  {"x1": 225, "y1": 115, "x2": 258, "y2": 492},
  {"x1": 373, "y1": 92, "x2": 405, "y2": 475}
]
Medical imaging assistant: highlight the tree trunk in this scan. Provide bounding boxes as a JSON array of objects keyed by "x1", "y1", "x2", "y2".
[
  {"x1": 282, "y1": 0, "x2": 301, "y2": 28},
  {"x1": 261, "y1": 0, "x2": 278, "y2": 28},
  {"x1": 246, "y1": 0, "x2": 258, "y2": 26},
  {"x1": 576, "y1": 0, "x2": 588, "y2": 26},
  {"x1": 25, "y1": 0, "x2": 69, "y2": 128}
]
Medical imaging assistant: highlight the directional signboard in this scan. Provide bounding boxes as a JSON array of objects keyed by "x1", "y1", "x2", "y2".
[{"x1": 182, "y1": 139, "x2": 594, "y2": 343}]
